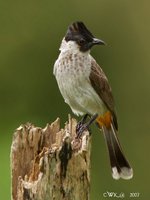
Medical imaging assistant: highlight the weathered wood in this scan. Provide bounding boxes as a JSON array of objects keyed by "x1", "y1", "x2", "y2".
[{"x1": 10, "y1": 116, "x2": 91, "y2": 200}]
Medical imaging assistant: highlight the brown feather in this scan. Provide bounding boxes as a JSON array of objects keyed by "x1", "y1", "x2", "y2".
[{"x1": 89, "y1": 59, "x2": 118, "y2": 130}]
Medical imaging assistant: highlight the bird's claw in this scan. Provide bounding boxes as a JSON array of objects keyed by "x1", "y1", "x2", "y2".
[
  {"x1": 76, "y1": 113, "x2": 98, "y2": 138},
  {"x1": 76, "y1": 114, "x2": 90, "y2": 138},
  {"x1": 76, "y1": 124, "x2": 89, "y2": 138}
]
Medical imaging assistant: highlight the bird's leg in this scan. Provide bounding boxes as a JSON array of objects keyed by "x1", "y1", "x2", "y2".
[
  {"x1": 76, "y1": 113, "x2": 98, "y2": 138},
  {"x1": 76, "y1": 114, "x2": 89, "y2": 133}
]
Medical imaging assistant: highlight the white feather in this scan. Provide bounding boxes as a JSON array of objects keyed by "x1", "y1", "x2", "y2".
[{"x1": 54, "y1": 39, "x2": 107, "y2": 116}]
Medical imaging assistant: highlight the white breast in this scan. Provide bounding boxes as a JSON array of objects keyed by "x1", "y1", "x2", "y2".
[{"x1": 53, "y1": 40, "x2": 106, "y2": 116}]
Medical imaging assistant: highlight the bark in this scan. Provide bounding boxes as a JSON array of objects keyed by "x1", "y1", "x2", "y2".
[{"x1": 10, "y1": 116, "x2": 91, "y2": 200}]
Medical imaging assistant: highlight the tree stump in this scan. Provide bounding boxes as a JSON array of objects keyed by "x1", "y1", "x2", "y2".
[{"x1": 10, "y1": 116, "x2": 91, "y2": 200}]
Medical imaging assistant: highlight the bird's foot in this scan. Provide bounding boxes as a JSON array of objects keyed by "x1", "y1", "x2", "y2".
[
  {"x1": 76, "y1": 114, "x2": 89, "y2": 131},
  {"x1": 76, "y1": 113, "x2": 98, "y2": 138}
]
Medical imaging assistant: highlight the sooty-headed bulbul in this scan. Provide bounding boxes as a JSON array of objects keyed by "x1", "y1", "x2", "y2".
[{"x1": 53, "y1": 21, "x2": 133, "y2": 180}]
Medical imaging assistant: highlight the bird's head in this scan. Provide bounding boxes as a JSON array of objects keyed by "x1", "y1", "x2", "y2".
[{"x1": 65, "y1": 21, "x2": 105, "y2": 52}]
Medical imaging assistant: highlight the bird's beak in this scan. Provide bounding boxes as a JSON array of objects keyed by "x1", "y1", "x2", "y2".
[{"x1": 92, "y1": 38, "x2": 106, "y2": 45}]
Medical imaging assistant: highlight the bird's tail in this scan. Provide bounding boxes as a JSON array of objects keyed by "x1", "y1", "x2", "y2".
[{"x1": 102, "y1": 124, "x2": 133, "y2": 180}]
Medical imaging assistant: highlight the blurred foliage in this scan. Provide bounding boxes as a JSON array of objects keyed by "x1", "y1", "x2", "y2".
[{"x1": 0, "y1": 0, "x2": 150, "y2": 199}]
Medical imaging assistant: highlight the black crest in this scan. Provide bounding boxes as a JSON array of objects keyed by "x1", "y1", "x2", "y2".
[
  {"x1": 65, "y1": 21, "x2": 105, "y2": 52},
  {"x1": 65, "y1": 21, "x2": 94, "y2": 43}
]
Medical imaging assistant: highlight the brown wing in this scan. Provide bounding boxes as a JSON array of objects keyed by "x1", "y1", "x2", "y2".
[{"x1": 89, "y1": 59, "x2": 118, "y2": 130}]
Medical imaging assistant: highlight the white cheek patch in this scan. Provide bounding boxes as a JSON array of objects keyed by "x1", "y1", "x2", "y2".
[{"x1": 59, "y1": 39, "x2": 79, "y2": 52}]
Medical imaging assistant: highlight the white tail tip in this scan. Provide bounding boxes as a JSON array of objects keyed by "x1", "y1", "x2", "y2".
[{"x1": 112, "y1": 167, "x2": 133, "y2": 180}]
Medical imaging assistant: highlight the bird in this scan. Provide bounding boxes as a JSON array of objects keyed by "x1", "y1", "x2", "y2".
[{"x1": 53, "y1": 21, "x2": 133, "y2": 180}]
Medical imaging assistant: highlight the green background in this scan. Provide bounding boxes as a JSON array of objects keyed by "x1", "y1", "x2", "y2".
[{"x1": 0, "y1": 0, "x2": 149, "y2": 199}]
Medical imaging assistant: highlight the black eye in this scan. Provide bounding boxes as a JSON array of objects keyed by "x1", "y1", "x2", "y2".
[{"x1": 78, "y1": 38, "x2": 86, "y2": 45}]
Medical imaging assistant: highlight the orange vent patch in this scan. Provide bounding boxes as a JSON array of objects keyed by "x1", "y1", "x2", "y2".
[{"x1": 96, "y1": 111, "x2": 112, "y2": 128}]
